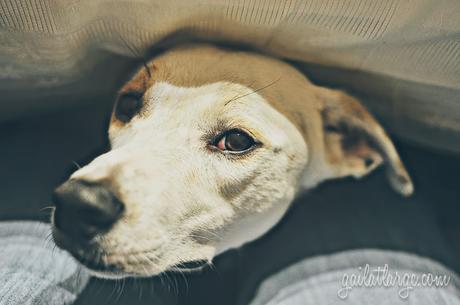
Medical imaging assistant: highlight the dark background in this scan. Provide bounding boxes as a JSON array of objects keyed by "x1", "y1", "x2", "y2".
[{"x1": 0, "y1": 82, "x2": 459, "y2": 305}]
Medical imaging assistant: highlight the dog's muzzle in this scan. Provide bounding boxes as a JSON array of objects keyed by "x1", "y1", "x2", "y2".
[{"x1": 52, "y1": 180, "x2": 124, "y2": 243}]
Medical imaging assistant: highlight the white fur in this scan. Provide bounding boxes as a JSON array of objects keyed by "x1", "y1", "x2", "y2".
[{"x1": 70, "y1": 82, "x2": 308, "y2": 277}]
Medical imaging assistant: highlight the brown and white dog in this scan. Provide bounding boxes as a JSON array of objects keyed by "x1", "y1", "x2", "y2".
[{"x1": 52, "y1": 44, "x2": 413, "y2": 278}]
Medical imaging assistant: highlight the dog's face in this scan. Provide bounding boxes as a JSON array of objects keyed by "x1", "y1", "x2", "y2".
[{"x1": 52, "y1": 45, "x2": 413, "y2": 278}]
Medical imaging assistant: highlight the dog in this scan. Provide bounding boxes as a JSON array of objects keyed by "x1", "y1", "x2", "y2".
[{"x1": 52, "y1": 44, "x2": 413, "y2": 279}]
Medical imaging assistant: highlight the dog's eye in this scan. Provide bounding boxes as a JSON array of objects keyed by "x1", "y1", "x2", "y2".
[
  {"x1": 215, "y1": 129, "x2": 256, "y2": 153},
  {"x1": 115, "y1": 93, "x2": 143, "y2": 123}
]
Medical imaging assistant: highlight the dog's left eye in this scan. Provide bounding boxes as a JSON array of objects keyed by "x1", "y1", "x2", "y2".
[
  {"x1": 214, "y1": 129, "x2": 256, "y2": 153},
  {"x1": 115, "y1": 93, "x2": 143, "y2": 123}
]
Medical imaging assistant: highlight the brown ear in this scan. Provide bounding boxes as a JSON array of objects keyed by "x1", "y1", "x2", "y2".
[{"x1": 316, "y1": 87, "x2": 413, "y2": 196}]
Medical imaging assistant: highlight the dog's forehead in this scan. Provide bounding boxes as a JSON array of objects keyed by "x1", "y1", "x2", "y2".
[
  {"x1": 116, "y1": 45, "x2": 322, "y2": 144},
  {"x1": 126, "y1": 81, "x2": 302, "y2": 150}
]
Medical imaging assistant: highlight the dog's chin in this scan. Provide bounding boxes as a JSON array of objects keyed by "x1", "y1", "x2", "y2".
[
  {"x1": 84, "y1": 268, "x2": 133, "y2": 279},
  {"x1": 83, "y1": 261, "x2": 210, "y2": 279},
  {"x1": 52, "y1": 227, "x2": 211, "y2": 279}
]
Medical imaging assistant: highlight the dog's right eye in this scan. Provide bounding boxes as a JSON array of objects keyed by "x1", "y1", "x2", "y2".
[{"x1": 115, "y1": 93, "x2": 143, "y2": 123}]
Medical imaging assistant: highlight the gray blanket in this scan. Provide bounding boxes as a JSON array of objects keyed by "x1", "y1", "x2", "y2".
[
  {"x1": 0, "y1": 221, "x2": 89, "y2": 305},
  {"x1": 250, "y1": 249, "x2": 460, "y2": 305}
]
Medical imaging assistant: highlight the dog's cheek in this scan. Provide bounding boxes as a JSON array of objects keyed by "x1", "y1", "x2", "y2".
[{"x1": 216, "y1": 152, "x2": 291, "y2": 211}]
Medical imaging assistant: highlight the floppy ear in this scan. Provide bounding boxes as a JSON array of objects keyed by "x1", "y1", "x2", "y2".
[{"x1": 316, "y1": 87, "x2": 413, "y2": 196}]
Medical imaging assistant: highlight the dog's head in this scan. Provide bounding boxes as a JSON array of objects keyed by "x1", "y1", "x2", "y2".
[{"x1": 52, "y1": 45, "x2": 412, "y2": 278}]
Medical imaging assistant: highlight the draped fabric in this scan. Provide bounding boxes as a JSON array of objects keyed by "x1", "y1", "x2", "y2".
[{"x1": 0, "y1": 0, "x2": 459, "y2": 151}]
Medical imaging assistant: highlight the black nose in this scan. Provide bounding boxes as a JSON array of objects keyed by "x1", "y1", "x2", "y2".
[{"x1": 53, "y1": 180, "x2": 124, "y2": 241}]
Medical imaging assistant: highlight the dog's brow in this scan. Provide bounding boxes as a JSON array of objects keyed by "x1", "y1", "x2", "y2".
[{"x1": 224, "y1": 77, "x2": 281, "y2": 106}]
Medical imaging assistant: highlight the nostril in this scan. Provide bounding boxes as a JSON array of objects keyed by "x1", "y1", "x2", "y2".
[{"x1": 52, "y1": 180, "x2": 125, "y2": 240}]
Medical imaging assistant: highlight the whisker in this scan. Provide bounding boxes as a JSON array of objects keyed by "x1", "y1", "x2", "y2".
[
  {"x1": 107, "y1": 277, "x2": 118, "y2": 305},
  {"x1": 224, "y1": 77, "x2": 281, "y2": 106},
  {"x1": 114, "y1": 277, "x2": 126, "y2": 303},
  {"x1": 44, "y1": 231, "x2": 55, "y2": 249},
  {"x1": 115, "y1": 33, "x2": 151, "y2": 78},
  {"x1": 178, "y1": 267, "x2": 189, "y2": 295},
  {"x1": 40, "y1": 205, "x2": 55, "y2": 212},
  {"x1": 137, "y1": 277, "x2": 144, "y2": 300},
  {"x1": 162, "y1": 269, "x2": 173, "y2": 293},
  {"x1": 72, "y1": 160, "x2": 82, "y2": 169}
]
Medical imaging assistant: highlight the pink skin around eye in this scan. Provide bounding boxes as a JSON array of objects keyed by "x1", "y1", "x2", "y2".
[{"x1": 217, "y1": 137, "x2": 226, "y2": 150}]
